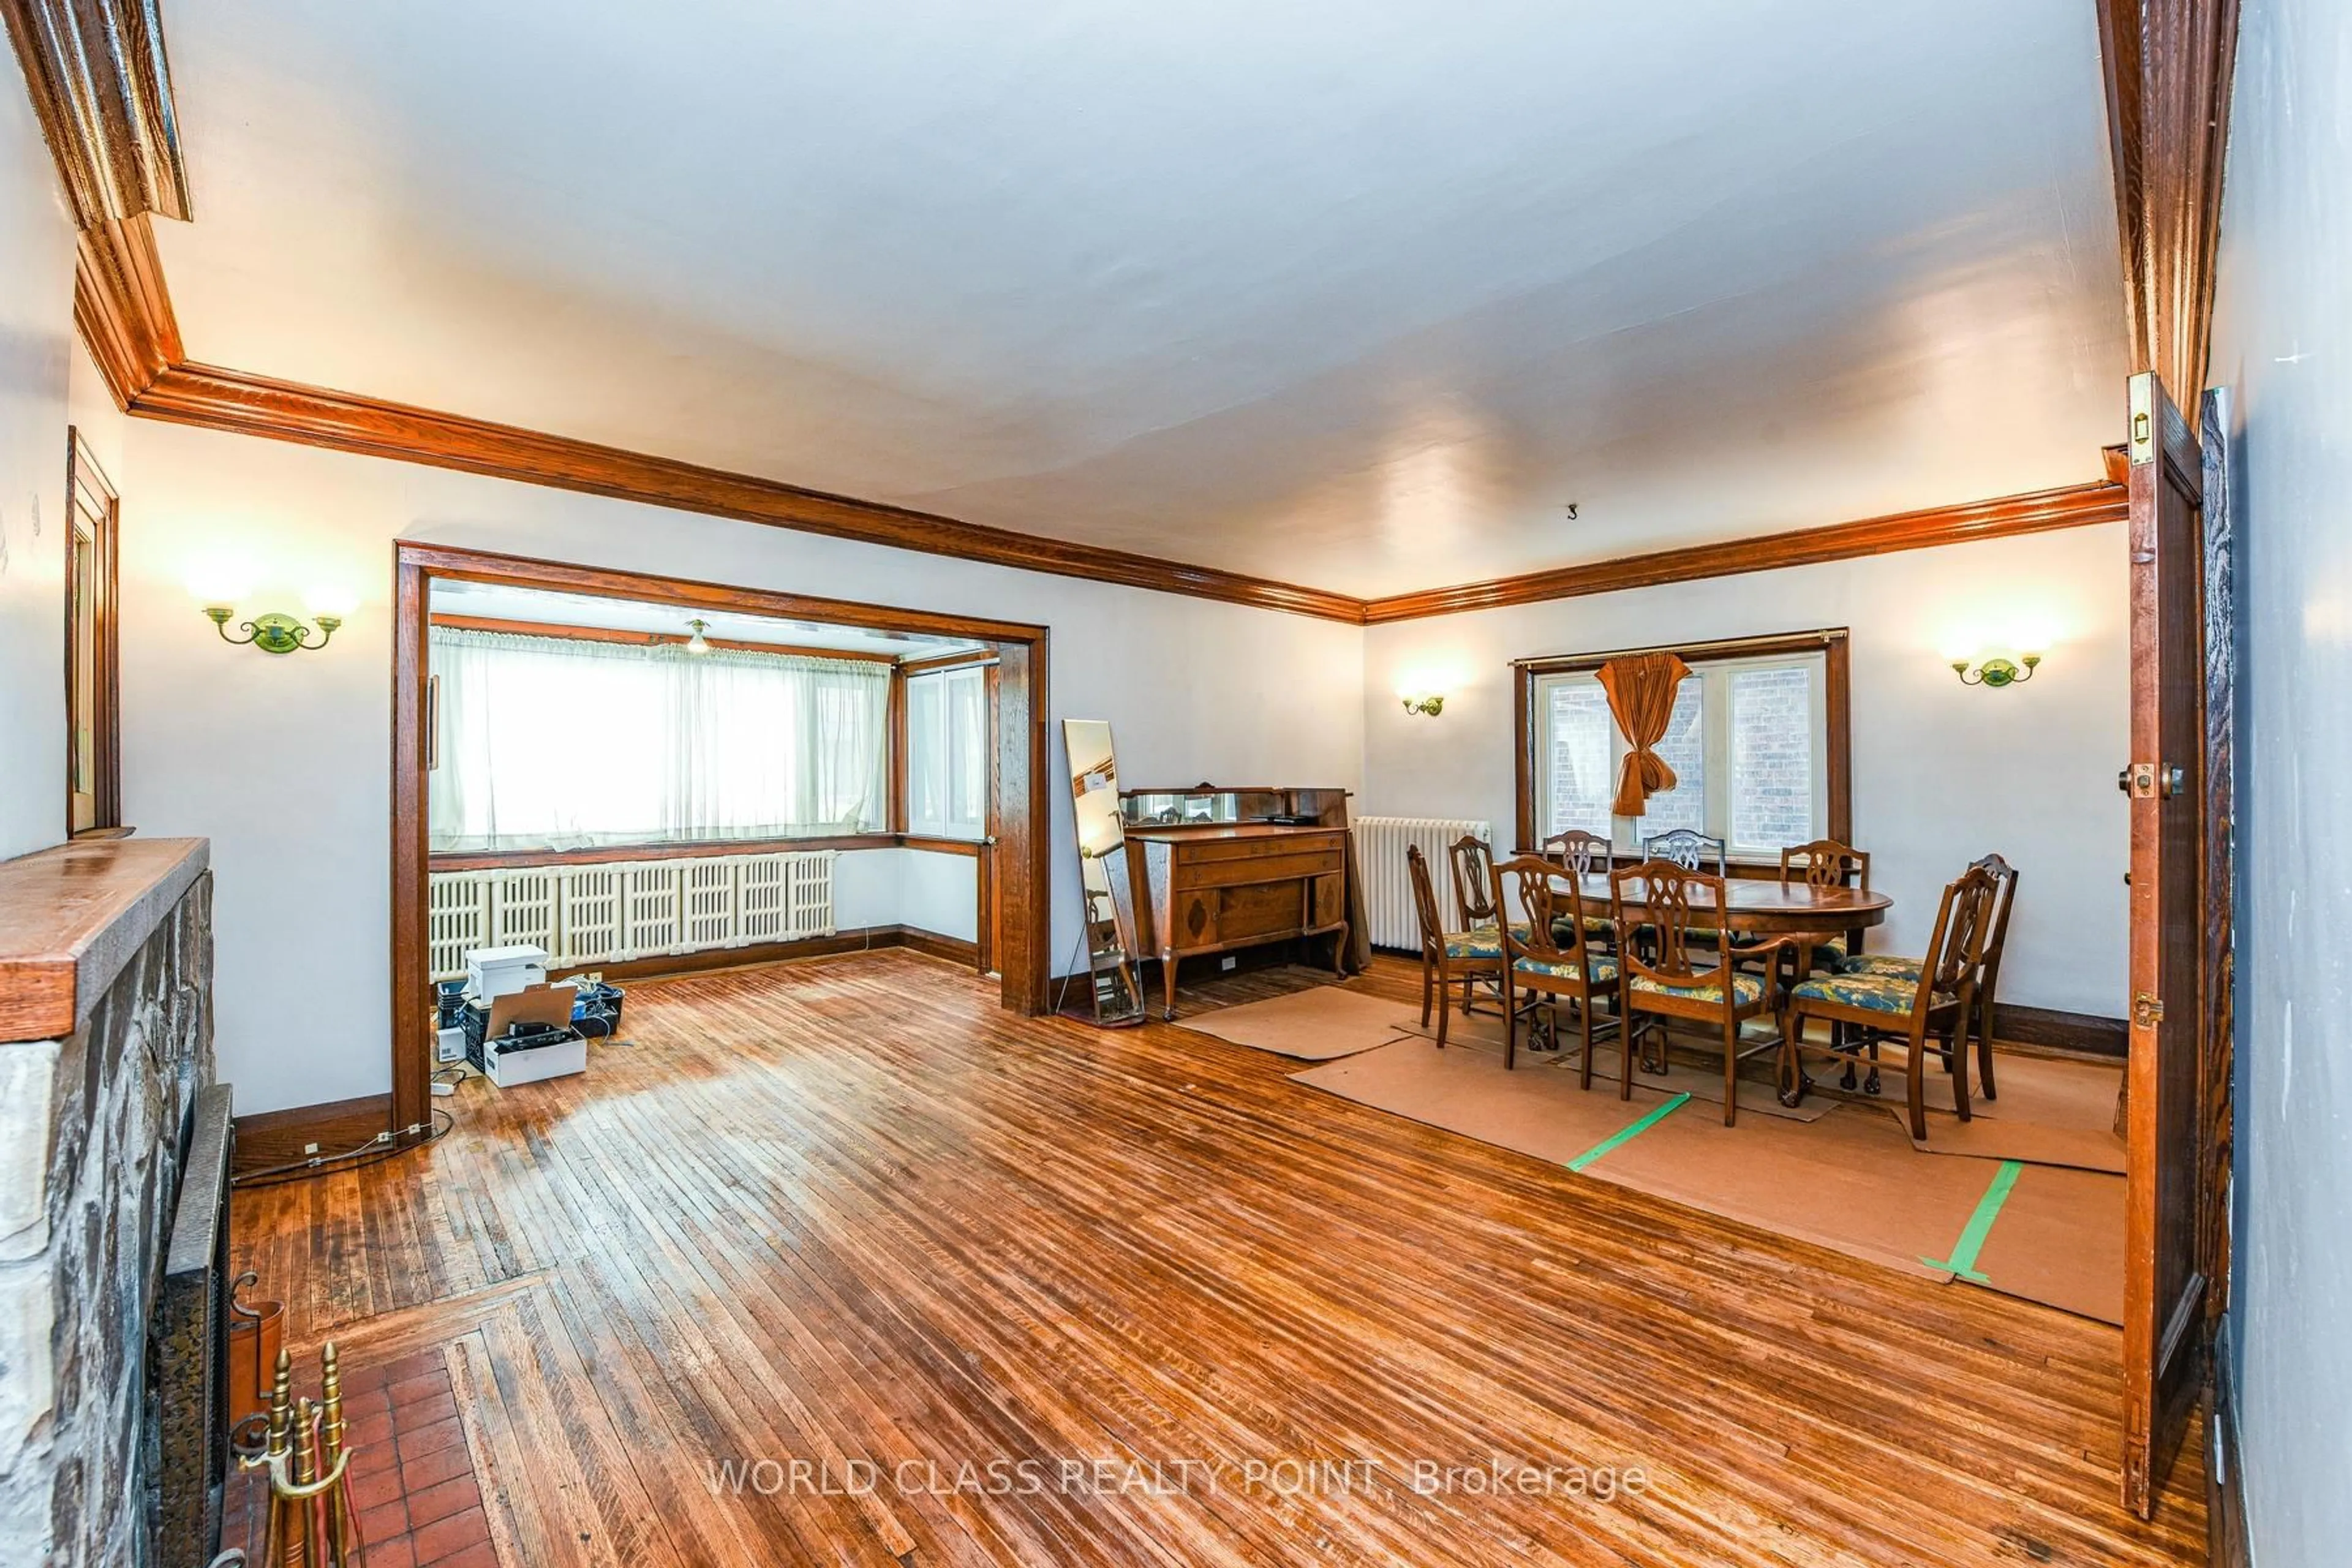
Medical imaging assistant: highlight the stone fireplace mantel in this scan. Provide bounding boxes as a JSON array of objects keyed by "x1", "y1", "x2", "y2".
[{"x1": 0, "y1": 836, "x2": 216, "y2": 1566}]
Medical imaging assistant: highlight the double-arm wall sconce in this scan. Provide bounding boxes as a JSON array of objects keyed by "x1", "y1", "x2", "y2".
[
  {"x1": 1951, "y1": 653, "x2": 2040, "y2": 689},
  {"x1": 1400, "y1": 693, "x2": 1446, "y2": 717},
  {"x1": 205, "y1": 606, "x2": 342, "y2": 654}
]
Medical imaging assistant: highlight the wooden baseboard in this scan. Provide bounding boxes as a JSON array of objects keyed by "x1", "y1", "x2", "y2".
[
  {"x1": 233, "y1": 1093, "x2": 393, "y2": 1175},
  {"x1": 549, "y1": 924, "x2": 974, "y2": 984},
  {"x1": 895, "y1": 926, "x2": 979, "y2": 967},
  {"x1": 2210, "y1": 1327, "x2": 2253, "y2": 1568},
  {"x1": 1989, "y1": 1004, "x2": 2127, "y2": 1059}
]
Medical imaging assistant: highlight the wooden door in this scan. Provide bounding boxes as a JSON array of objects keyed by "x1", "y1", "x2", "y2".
[{"x1": 2121, "y1": 370, "x2": 2206, "y2": 1517}]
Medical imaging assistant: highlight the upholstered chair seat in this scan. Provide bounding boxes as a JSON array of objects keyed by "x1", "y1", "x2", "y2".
[
  {"x1": 1442, "y1": 922, "x2": 1530, "y2": 960},
  {"x1": 1628, "y1": 971, "x2": 1766, "y2": 1007},
  {"x1": 1790, "y1": 970, "x2": 1931, "y2": 1015},
  {"x1": 1513, "y1": 952, "x2": 1619, "y2": 986},
  {"x1": 1835, "y1": 952, "x2": 1922, "y2": 980}
]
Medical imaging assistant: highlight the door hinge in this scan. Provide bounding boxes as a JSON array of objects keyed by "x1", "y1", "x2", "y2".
[{"x1": 2133, "y1": 992, "x2": 2166, "y2": 1028}]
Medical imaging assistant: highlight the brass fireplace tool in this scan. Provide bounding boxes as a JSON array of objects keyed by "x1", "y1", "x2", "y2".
[{"x1": 238, "y1": 1343, "x2": 368, "y2": 1567}]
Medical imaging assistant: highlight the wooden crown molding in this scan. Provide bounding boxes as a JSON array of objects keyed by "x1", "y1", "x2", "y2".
[
  {"x1": 0, "y1": 0, "x2": 190, "y2": 229},
  {"x1": 2097, "y1": 0, "x2": 2241, "y2": 415},
  {"x1": 129, "y1": 362, "x2": 1370, "y2": 624},
  {"x1": 1359, "y1": 481, "x2": 2127, "y2": 623},
  {"x1": 73, "y1": 214, "x2": 180, "y2": 407}
]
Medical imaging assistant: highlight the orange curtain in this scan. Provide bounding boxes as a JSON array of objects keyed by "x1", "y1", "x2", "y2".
[{"x1": 1596, "y1": 652, "x2": 1691, "y2": 818}]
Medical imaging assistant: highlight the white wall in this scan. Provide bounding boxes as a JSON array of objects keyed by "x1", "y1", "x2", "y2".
[
  {"x1": 2207, "y1": 0, "x2": 2352, "y2": 1559},
  {"x1": 829, "y1": 845, "x2": 975, "y2": 944},
  {"x1": 0, "y1": 83, "x2": 75, "y2": 862},
  {"x1": 115, "y1": 420, "x2": 1364, "y2": 1114},
  {"x1": 1362, "y1": 524, "x2": 2132, "y2": 1017},
  {"x1": 902, "y1": 848, "x2": 979, "y2": 943}
]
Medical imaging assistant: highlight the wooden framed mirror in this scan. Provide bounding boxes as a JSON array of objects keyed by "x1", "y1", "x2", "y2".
[{"x1": 1062, "y1": 720, "x2": 1145, "y2": 1027}]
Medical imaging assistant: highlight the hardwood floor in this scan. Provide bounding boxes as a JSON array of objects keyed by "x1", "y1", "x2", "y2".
[{"x1": 230, "y1": 951, "x2": 2207, "y2": 1567}]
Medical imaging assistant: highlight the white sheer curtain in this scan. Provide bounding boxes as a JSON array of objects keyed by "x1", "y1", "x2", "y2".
[{"x1": 429, "y1": 627, "x2": 890, "y2": 852}]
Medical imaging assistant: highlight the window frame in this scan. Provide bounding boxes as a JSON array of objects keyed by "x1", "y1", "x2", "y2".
[
  {"x1": 1512, "y1": 628, "x2": 1851, "y2": 873},
  {"x1": 898, "y1": 657, "x2": 995, "y2": 843}
]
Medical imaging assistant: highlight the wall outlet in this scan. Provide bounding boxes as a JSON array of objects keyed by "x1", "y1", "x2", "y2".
[{"x1": 1220, "y1": 956, "x2": 1238, "y2": 971}]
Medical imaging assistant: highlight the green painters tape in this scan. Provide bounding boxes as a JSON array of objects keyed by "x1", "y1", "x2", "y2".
[
  {"x1": 1567, "y1": 1093, "x2": 1692, "y2": 1173},
  {"x1": 1922, "y1": 1159, "x2": 2025, "y2": 1283}
]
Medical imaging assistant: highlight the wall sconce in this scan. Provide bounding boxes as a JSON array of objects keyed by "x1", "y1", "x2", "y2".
[
  {"x1": 1951, "y1": 653, "x2": 2040, "y2": 689},
  {"x1": 1400, "y1": 693, "x2": 1446, "y2": 717},
  {"x1": 203, "y1": 606, "x2": 342, "y2": 654}
]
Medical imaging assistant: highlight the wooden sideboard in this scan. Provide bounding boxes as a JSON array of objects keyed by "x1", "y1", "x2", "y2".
[{"x1": 1125, "y1": 824, "x2": 1351, "y2": 1018}]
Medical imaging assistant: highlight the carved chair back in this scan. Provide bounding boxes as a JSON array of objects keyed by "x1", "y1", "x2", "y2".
[
  {"x1": 1643, "y1": 829, "x2": 1728, "y2": 876},
  {"x1": 1406, "y1": 845, "x2": 1446, "y2": 957},
  {"x1": 1448, "y1": 835, "x2": 1500, "y2": 929},
  {"x1": 1922, "y1": 863, "x2": 2002, "y2": 1007},
  {"x1": 1780, "y1": 839, "x2": 1870, "y2": 891},
  {"x1": 1611, "y1": 859, "x2": 1733, "y2": 993},
  {"x1": 1492, "y1": 855, "x2": 1596, "y2": 972},
  {"x1": 1540, "y1": 829, "x2": 1614, "y2": 878}
]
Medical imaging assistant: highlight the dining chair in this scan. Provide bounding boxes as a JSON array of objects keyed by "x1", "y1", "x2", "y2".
[
  {"x1": 1644, "y1": 829, "x2": 1731, "y2": 951},
  {"x1": 1406, "y1": 844, "x2": 1504, "y2": 1049},
  {"x1": 1782, "y1": 861, "x2": 1999, "y2": 1140},
  {"x1": 1540, "y1": 829, "x2": 1614, "y2": 875},
  {"x1": 1610, "y1": 859, "x2": 1794, "y2": 1126},
  {"x1": 1447, "y1": 834, "x2": 1502, "y2": 933},
  {"x1": 1838, "y1": 853, "x2": 2016, "y2": 1099},
  {"x1": 1643, "y1": 828, "x2": 1728, "y2": 875},
  {"x1": 1493, "y1": 856, "x2": 1622, "y2": 1079},
  {"x1": 1540, "y1": 829, "x2": 1618, "y2": 951},
  {"x1": 1778, "y1": 838, "x2": 1870, "y2": 974}
]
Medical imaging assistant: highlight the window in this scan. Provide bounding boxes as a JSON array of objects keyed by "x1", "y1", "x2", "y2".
[
  {"x1": 905, "y1": 664, "x2": 989, "y2": 839},
  {"x1": 1520, "y1": 633, "x2": 1846, "y2": 862},
  {"x1": 428, "y1": 627, "x2": 891, "y2": 852},
  {"x1": 66, "y1": 431, "x2": 119, "y2": 835}
]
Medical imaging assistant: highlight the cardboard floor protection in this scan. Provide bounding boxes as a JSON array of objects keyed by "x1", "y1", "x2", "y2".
[
  {"x1": 1291, "y1": 1033, "x2": 2124, "y2": 1322},
  {"x1": 1393, "y1": 1010, "x2": 1834, "y2": 1122},
  {"x1": 1172, "y1": 984, "x2": 1415, "y2": 1060}
]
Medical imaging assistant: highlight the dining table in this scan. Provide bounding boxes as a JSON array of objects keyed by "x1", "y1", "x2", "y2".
[{"x1": 1562, "y1": 873, "x2": 1893, "y2": 937}]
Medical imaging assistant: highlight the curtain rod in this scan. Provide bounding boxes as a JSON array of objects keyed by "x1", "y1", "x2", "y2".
[{"x1": 1508, "y1": 627, "x2": 1848, "y2": 669}]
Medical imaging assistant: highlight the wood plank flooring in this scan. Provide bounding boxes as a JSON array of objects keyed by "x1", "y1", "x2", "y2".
[{"x1": 230, "y1": 951, "x2": 2207, "y2": 1567}]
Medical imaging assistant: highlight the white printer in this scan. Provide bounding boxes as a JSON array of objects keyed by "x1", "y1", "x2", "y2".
[{"x1": 466, "y1": 943, "x2": 549, "y2": 1001}]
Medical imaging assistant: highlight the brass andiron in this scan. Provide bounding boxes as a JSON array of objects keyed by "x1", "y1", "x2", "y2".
[{"x1": 243, "y1": 1344, "x2": 367, "y2": 1567}]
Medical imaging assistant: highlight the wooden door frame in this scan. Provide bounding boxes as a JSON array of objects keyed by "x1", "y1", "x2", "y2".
[
  {"x1": 389, "y1": 540, "x2": 1051, "y2": 1133},
  {"x1": 64, "y1": 428, "x2": 121, "y2": 835}
]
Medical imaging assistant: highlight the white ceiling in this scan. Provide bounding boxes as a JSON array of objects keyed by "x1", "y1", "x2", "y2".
[
  {"x1": 428, "y1": 580, "x2": 984, "y2": 658},
  {"x1": 158, "y1": 1, "x2": 2129, "y2": 598}
]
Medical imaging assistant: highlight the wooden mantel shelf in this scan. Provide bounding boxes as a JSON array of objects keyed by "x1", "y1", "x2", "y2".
[{"x1": 0, "y1": 837, "x2": 209, "y2": 1043}]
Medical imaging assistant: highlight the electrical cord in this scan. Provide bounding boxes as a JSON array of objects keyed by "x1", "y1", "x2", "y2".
[{"x1": 229, "y1": 1107, "x2": 454, "y2": 1189}]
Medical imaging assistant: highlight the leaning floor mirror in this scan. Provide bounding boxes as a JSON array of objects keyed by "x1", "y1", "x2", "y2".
[{"x1": 1061, "y1": 719, "x2": 1147, "y2": 1027}]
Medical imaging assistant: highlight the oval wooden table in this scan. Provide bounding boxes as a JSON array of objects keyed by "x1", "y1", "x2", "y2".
[{"x1": 1567, "y1": 874, "x2": 1893, "y2": 936}]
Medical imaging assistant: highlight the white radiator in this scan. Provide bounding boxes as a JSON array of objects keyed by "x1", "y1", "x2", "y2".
[
  {"x1": 427, "y1": 848, "x2": 835, "y2": 981},
  {"x1": 1353, "y1": 816, "x2": 1493, "y2": 950}
]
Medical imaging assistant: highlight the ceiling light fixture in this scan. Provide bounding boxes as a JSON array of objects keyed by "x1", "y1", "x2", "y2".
[{"x1": 683, "y1": 619, "x2": 712, "y2": 656}]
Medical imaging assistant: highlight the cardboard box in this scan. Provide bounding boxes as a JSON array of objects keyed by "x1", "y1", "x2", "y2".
[
  {"x1": 482, "y1": 1031, "x2": 587, "y2": 1088},
  {"x1": 465, "y1": 984, "x2": 589, "y2": 1088}
]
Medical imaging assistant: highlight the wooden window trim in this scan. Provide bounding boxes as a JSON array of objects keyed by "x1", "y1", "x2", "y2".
[
  {"x1": 429, "y1": 833, "x2": 902, "y2": 870},
  {"x1": 1513, "y1": 628, "x2": 1851, "y2": 874},
  {"x1": 428, "y1": 612, "x2": 900, "y2": 662},
  {"x1": 65, "y1": 429, "x2": 121, "y2": 835}
]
